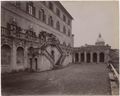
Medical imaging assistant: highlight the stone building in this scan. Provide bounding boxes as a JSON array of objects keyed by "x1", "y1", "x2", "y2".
[
  {"x1": 1, "y1": 1, "x2": 74, "y2": 73},
  {"x1": 72, "y1": 34, "x2": 111, "y2": 64}
]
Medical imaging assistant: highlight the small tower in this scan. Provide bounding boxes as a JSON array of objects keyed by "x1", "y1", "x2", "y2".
[{"x1": 95, "y1": 33, "x2": 105, "y2": 46}]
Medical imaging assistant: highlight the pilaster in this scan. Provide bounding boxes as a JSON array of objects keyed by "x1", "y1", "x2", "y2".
[
  {"x1": 79, "y1": 52, "x2": 81, "y2": 63},
  {"x1": 97, "y1": 52, "x2": 99, "y2": 63},
  {"x1": 84, "y1": 51, "x2": 87, "y2": 63},
  {"x1": 90, "y1": 52, "x2": 93, "y2": 63},
  {"x1": 11, "y1": 44, "x2": 17, "y2": 70}
]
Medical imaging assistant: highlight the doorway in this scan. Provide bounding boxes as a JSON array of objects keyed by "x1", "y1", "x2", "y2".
[
  {"x1": 30, "y1": 58, "x2": 32, "y2": 70},
  {"x1": 35, "y1": 58, "x2": 38, "y2": 70}
]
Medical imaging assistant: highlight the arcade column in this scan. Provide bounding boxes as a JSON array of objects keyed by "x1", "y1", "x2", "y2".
[
  {"x1": 90, "y1": 52, "x2": 93, "y2": 63},
  {"x1": 24, "y1": 47, "x2": 28, "y2": 69},
  {"x1": 97, "y1": 52, "x2": 100, "y2": 63},
  {"x1": 84, "y1": 51, "x2": 87, "y2": 63},
  {"x1": 79, "y1": 52, "x2": 81, "y2": 63},
  {"x1": 11, "y1": 44, "x2": 17, "y2": 70}
]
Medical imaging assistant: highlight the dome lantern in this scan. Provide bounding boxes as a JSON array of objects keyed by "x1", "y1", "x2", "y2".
[{"x1": 95, "y1": 33, "x2": 105, "y2": 46}]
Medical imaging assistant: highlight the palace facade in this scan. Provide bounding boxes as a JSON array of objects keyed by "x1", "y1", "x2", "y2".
[
  {"x1": 1, "y1": 1, "x2": 114, "y2": 74},
  {"x1": 1, "y1": 1, "x2": 74, "y2": 73}
]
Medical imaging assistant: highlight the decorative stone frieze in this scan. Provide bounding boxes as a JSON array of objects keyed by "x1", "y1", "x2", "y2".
[{"x1": 1, "y1": 37, "x2": 13, "y2": 48}]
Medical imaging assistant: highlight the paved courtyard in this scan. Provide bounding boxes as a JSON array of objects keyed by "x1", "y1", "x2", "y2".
[{"x1": 2, "y1": 63, "x2": 111, "y2": 95}]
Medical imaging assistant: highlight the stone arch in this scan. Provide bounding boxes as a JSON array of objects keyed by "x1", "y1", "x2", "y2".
[
  {"x1": 17, "y1": 47, "x2": 24, "y2": 65},
  {"x1": 93, "y1": 52, "x2": 97, "y2": 62},
  {"x1": 81, "y1": 53, "x2": 84, "y2": 62},
  {"x1": 99, "y1": 52, "x2": 104, "y2": 62},
  {"x1": 1, "y1": 44, "x2": 11, "y2": 65},
  {"x1": 87, "y1": 53, "x2": 90, "y2": 63},
  {"x1": 75, "y1": 53, "x2": 79, "y2": 62}
]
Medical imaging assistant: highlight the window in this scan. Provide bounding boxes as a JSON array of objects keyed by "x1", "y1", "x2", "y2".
[
  {"x1": 68, "y1": 29, "x2": 71, "y2": 36},
  {"x1": 15, "y1": 1, "x2": 21, "y2": 8},
  {"x1": 49, "y1": 2, "x2": 53, "y2": 11},
  {"x1": 42, "y1": 1, "x2": 46, "y2": 5},
  {"x1": 39, "y1": 9, "x2": 46, "y2": 23},
  {"x1": 68, "y1": 19, "x2": 71, "y2": 26},
  {"x1": 48, "y1": 16, "x2": 53, "y2": 27},
  {"x1": 63, "y1": 26, "x2": 66, "y2": 33},
  {"x1": 63, "y1": 15, "x2": 66, "y2": 22},
  {"x1": 56, "y1": 8, "x2": 60, "y2": 17},
  {"x1": 26, "y1": 2, "x2": 35, "y2": 16},
  {"x1": 68, "y1": 44, "x2": 71, "y2": 47},
  {"x1": 56, "y1": 21, "x2": 60, "y2": 31}
]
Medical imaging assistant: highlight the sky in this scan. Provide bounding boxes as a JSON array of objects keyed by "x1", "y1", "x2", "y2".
[{"x1": 61, "y1": 1, "x2": 119, "y2": 49}]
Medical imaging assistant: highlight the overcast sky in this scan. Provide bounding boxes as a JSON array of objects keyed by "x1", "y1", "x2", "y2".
[{"x1": 61, "y1": 1, "x2": 119, "y2": 49}]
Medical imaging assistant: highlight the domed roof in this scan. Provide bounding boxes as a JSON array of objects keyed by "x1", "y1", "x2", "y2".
[{"x1": 96, "y1": 33, "x2": 104, "y2": 43}]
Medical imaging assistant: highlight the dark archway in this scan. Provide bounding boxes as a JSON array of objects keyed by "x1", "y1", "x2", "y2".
[
  {"x1": 17, "y1": 47, "x2": 24, "y2": 65},
  {"x1": 35, "y1": 58, "x2": 38, "y2": 70},
  {"x1": 81, "y1": 53, "x2": 84, "y2": 62},
  {"x1": 75, "y1": 53, "x2": 79, "y2": 62},
  {"x1": 87, "y1": 53, "x2": 90, "y2": 63},
  {"x1": 93, "y1": 53, "x2": 97, "y2": 62},
  {"x1": 1, "y1": 45, "x2": 11, "y2": 65},
  {"x1": 99, "y1": 52, "x2": 104, "y2": 62}
]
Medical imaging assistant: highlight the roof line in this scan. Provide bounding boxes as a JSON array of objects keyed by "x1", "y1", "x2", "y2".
[{"x1": 55, "y1": 1, "x2": 74, "y2": 20}]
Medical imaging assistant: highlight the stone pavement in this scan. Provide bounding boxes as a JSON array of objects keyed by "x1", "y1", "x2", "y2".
[{"x1": 2, "y1": 63, "x2": 111, "y2": 95}]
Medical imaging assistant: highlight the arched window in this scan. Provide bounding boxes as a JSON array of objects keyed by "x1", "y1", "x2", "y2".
[
  {"x1": 17, "y1": 47, "x2": 24, "y2": 65},
  {"x1": 48, "y1": 16, "x2": 53, "y2": 27},
  {"x1": 63, "y1": 26, "x2": 66, "y2": 33},
  {"x1": 75, "y1": 53, "x2": 79, "y2": 62},
  {"x1": 39, "y1": 9, "x2": 46, "y2": 22},
  {"x1": 1, "y1": 45, "x2": 11, "y2": 65},
  {"x1": 26, "y1": 1, "x2": 35, "y2": 16},
  {"x1": 81, "y1": 53, "x2": 84, "y2": 62},
  {"x1": 99, "y1": 52, "x2": 104, "y2": 62},
  {"x1": 87, "y1": 53, "x2": 90, "y2": 63},
  {"x1": 49, "y1": 2, "x2": 53, "y2": 11},
  {"x1": 93, "y1": 52, "x2": 97, "y2": 62},
  {"x1": 56, "y1": 21, "x2": 60, "y2": 31}
]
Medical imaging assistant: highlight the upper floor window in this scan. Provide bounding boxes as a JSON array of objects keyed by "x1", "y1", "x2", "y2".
[
  {"x1": 68, "y1": 44, "x2": 71, "y2": 47},
  {"x1": 56, "y1": 21, "x2": 60, "y2": 31},
  {"x1": 39, "y1": 9, "x2": 46, "y2": 23},
  {"x1": 48, "y1": 16, "x2": 53, "y2": 27},
  {"x1": 68, "y1": 19, "x2": 71, "y2": 26},
  {"x1": 56, "y1": 8, "x2": 60, "y2": 17},
  {"x1": 68, "y1": 29, "x2": 71, "y2": 36},
  {"x1": 26, "y1": 2, "x2": 35, "y2": 16},
  {"x1": 63, "y1": 26, "x2": 66, "y2": 33},
  {"x1": 15, "y1": 1, "x2": 21, "y2": 8},
  {"x1": 42, "y1": 1, "x2": 46, "y2": 5},
  {"x1": 63, "y1": 15, "x2": 66, "y2": 22},
  {"x1": 49, "y1": 2, "x2": 53, "y2": 11}
]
